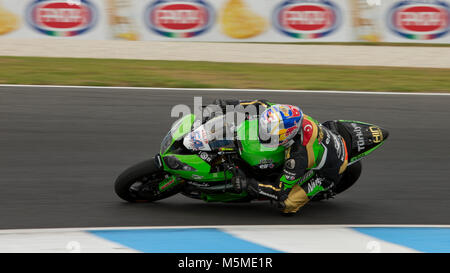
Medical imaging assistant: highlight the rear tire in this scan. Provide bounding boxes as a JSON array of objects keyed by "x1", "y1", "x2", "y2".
[
  {"x1": 310, "y1": 161, "x2": 362, "y2": 201},
  {"x1": 114, "y1": 158, "x2": 182, "y2": 202},
  {"x1": 334, "y1": 161, "x2": 362, "y2": 194}
]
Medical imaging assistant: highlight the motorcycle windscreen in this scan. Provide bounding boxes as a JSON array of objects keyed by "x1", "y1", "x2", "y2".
[{"x1": 183, "y1": 115, "x2": 235, "y2": 152}]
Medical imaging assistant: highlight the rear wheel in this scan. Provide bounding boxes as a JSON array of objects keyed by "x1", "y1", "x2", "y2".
[
  {"x1": 310, "y1": 161, "x2": 362, "y2": 201},
  {"x1": 334, "y1": 161, "x2": 362, "y2": 194},
  {"x1": 114, "y1": 158, "x2": 183, "y2": 202}
]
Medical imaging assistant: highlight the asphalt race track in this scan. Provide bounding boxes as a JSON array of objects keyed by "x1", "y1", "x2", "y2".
[{"x1": 0, "y1": 86, "x2": 449, "y2": 229}]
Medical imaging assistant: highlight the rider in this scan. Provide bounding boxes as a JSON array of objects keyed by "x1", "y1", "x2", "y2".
[
  {"x1": 254, "y1": 102, "x2": 349, "y2": 215},
  {"x1": 187, "y1": 99, "x2": 349, "y2": 215}
]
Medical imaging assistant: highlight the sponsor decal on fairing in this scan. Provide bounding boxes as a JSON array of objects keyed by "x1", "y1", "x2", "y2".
[
  {"x1": 307, "y1": 177, "x2": 324, "y2": 194},
  {"x1": 351, "y1": 123, "x2": 365, "y2": 152},
  {"x1": 258, "y1": 190, "x2": 278, "y2": 200},
  {"x1": 199, "y1": 151, "x2": 212, "y2": 163},
  {"x1": 259, "y1": 159, "x2": 275, "y2": 169}
]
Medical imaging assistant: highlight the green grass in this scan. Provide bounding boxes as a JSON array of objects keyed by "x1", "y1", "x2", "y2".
[{"x1": 0, "y1": 56, "x2": 449, "y2": 92}]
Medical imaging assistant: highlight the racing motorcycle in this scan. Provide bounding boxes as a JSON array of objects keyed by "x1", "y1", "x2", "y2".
[{"x1": 114, "y1": 110, "x2": 389, "y2": 205}]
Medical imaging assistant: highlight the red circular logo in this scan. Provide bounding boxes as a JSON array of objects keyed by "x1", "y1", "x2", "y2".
[
  {"x1": 153, "y1": 3, "x2": 207, "y2": 31},
  {"x1": 35, "y1": 2, "x2": 91, "y2": 29},
  {"x1": 396, "y1": 6, "x2": 447, "y2": 32},
  {"x1": 282, "y1": 5, "x2": 334, "y2": 31},
  {"x1": 27, "y1": 0, "x2": 98, "y2": 36}
]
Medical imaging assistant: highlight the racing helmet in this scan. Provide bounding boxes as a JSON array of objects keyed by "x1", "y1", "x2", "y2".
[{"x1": 259, "y1": 104, "x2": 303, "y2": 146}]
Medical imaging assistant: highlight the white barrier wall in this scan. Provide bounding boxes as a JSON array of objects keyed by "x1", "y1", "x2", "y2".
[{"x1": 0, "y1": 0, "x2": 449, "y2": 43}]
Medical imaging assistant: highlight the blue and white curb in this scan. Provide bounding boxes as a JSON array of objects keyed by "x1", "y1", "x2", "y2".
[{"x1": 0, "y1": 225, "x2": 449, "y2": 253}]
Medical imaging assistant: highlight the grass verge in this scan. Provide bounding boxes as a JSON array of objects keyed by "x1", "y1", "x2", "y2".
[{"x1": 0, "y1": 56, "x2": 449, "y2": 92}]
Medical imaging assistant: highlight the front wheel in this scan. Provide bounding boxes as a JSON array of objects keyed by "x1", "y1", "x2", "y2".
[{"x1": 114, "y1": 158, "x2": 183, "y2": 202}]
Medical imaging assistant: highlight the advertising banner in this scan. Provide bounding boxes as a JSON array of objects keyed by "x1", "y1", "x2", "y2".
[
  {"x1": 0, "y1": 0, "x2": 109, "y2": 39},
  {"x1": 0, "y1": 0, "x2": 448, "y2": 43},
  {"x1": 381, "y1": 0, "x2": 450, "y2": 43}
]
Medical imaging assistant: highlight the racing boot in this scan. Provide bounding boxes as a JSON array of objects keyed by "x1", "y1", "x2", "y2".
[{"x1": 280, "y1": 184, "x2": 309, "y2": 215}]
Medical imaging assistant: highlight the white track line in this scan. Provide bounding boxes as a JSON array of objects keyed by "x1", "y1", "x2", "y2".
[
  {"x1": 1, "y1": 224, "x2": 450, "y2": 234},
  {"x1": 0, "y1": 84, "x2": 449, "y2": 96}
]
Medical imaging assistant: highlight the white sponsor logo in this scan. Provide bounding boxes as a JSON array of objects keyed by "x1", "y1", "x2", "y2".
[
  {"x1": 260, "y1": 159, "x2": 274, "y2": 169},
  {"x1": 332, "y1": 133, "x2": 341, "y2": 152},
  {"x1": 330, "y1": 132, "x2": 345, "y2": 160},
  {"x1": 258, "y1": 190, "x2": 278, "y2": 200},
  {"x1": 300, "y1": 170, "x2": 314, "y2": 184},
  {"x1": 259, "y1": 163, "x2": 274, "y2": 169},
  {"x1": 188, "y1": 181, "x2": 210, "y2": 188},
  {"x1": 199, "y1": 152, "x2": 211, "y2": 162},
  {"x1": 351, "y1": 123, "x2": 365, "y2": 152},
  {"x1": 307, "y1": 177, "x2": 324, "y2": 194}
]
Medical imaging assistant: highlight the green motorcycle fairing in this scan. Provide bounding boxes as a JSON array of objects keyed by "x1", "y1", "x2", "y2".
[
  {"x1": 158, "y1": 114, "x2": 286, "y2": 201},
  {"x1": 236, "y1": 118, "x2": 285, "y2": 168},
  {"x1": 159, "y1": 114, "x2": 232, "y2": 183}
]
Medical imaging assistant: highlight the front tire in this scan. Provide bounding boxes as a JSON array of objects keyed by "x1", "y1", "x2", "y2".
[{"x1": 114, "y1": 158, "x2": 182, "y2": 202}]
